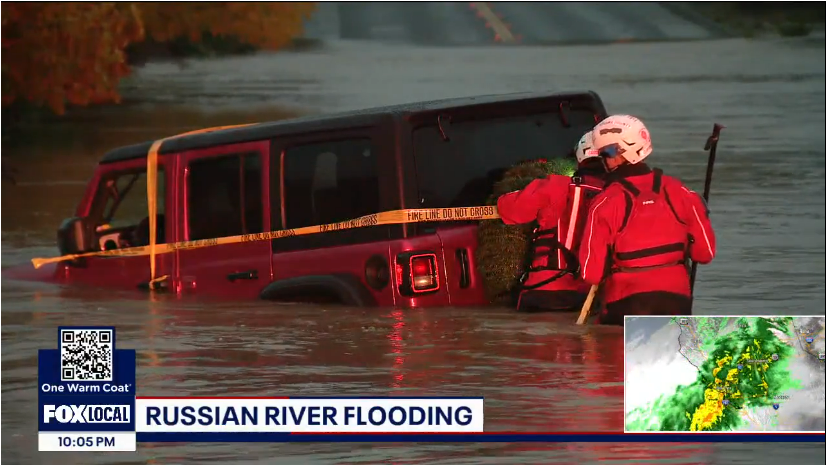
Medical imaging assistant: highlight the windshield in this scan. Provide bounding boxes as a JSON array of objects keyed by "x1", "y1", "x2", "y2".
[
  {"x1": 99, "y1": 169, "x2": 165, "y2": 229},
  {"x1": 412, "y1": 110, "x2": 595, "y2": 208}
]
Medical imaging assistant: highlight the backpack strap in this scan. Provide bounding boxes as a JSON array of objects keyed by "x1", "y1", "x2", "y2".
[
  {"x1": 619, "y1": 191, "x2": 633, "y2": 233},
  {"x1": 615, "y1": 168, "x2": 666, "y2": 233},
  {"x1": 609, "y1": 178, "x2": 636, "y2": 234},
  {"x1": 654, "y1": 168, "x2": 687, "y2": 225},
  {"x1": 652, "y1": 168, "x2": 663, "y2": 194},
  {"x1": 517, "y1": 224, "x2": 581, "y2": 291},
  {"x1": 615, "y1": 177, "x2": 640, "y2": 197},
  {"x1": 663, "y1": 190, "x2": 685, "y2": 225}
]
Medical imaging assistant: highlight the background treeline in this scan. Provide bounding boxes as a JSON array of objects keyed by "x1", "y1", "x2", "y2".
[
  {"x1": 1, "y1": 2, "x2": 316, "y2": 116},
  {"x1": 695, "y1": 1, "x2": 825, "y2": 37},
  {"x1": 734, "y1": 1, "x2": 824, "y2": 18}
]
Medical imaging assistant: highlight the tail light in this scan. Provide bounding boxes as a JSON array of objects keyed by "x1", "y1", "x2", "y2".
[
  {"x1": 395, "y1": 251, "x2": 440, "y2": 296},
  {"x1": 411, "y1": 254, "x2": 438, "y2": 291}
]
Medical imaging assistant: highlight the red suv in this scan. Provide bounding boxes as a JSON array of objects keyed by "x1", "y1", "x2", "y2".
[{"x1": 7, "y1": 91, "x2": 608, "y2": 307}]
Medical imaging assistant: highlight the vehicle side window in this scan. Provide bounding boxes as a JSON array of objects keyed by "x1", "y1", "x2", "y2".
[
  {"x1": 188, "y1": 153, "x2": 263, "y2": 241},
  {"x1": 282, "y1": 139, "x2": 379, "y2": 228}
]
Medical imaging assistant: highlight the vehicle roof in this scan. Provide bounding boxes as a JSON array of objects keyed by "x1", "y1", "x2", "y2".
[{"x1": 100, "y1": 90, "x2": 603, "y2": 164}]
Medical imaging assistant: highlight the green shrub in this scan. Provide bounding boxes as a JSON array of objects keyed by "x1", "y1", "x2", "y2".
[{"x1": 476, "y1": 158, "x2": 577, "y2": 304}]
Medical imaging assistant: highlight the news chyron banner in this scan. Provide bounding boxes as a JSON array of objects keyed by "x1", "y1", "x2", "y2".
[{"x1": 38, "y1": 327, "x2": 485, "y2": 451}]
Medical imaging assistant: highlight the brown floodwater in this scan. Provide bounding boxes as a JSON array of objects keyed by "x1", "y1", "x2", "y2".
[{"x1": 2, "y1": 32, "x2": 825, "y2": 464}]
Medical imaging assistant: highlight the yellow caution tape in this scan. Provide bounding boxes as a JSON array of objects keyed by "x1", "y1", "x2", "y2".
[
  {"x1": 31, "y1": 206, "x2": 501, "y2": 269},
  {"x1": 146, "y1": 139, "x2": 162, "y2": 284}
]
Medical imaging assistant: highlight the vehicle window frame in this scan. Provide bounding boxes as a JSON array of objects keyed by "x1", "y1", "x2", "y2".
[
  {"x1": 411, "y1": 109, "x2": 596, "y2": 209},
  {"x1": 281, "y1": 137, "x2": 378, "y2": 228},
  {"x1": 89, "y1": 166, "x2": 166, "y2": 228},
  {"x1": 185, "y1": 150, "x2": 264, "y2": 242},
  {"x1": 86, "y1": 163, "x2": 168, "y2": 251},
  {"x1": 408, "y1": 106, "x2": 598, "y2": 234},
  {"x1": 271, "y1": 132, "x2": 392, "y2": 252}
]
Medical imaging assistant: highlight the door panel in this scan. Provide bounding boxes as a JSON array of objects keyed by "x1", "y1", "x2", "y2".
[
  {"x1": 271, "y1": 241, "x2": 395, "y2": 306},
  {"x1": 174, "y1": 141, "x2": 272, "y2": 299},
  {"x1": 435, "y1": 225, "x2": 488, "y2": 306}
]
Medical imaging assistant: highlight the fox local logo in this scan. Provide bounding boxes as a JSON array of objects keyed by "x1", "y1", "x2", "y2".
[{"x1": 43, "y1": 404, "x2": 131, "y2": 424}]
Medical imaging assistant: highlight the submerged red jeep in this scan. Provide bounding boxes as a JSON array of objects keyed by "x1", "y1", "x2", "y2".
[{"x1": 7, "y1": 91, "x2": 608, "y2": 307}]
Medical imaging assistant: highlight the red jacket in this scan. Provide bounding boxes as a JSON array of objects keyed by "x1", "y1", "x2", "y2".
[
  {"x1": 497, "y1": 172, "x2": 602, "y2": 295},
  {"x1": 578, "y1": 164, "x2": 715, "y2": 304}
]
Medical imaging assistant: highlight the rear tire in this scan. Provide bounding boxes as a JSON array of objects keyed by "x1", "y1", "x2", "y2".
[{"x1": 259, "y1": 274, "x2": 376, "y2": 307}]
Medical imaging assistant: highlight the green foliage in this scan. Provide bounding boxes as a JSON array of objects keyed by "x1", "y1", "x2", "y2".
[
  {"x1": 775, "y1": 21, "x2": 813, "y2": 37},
  {"x1": 692, "y1": 2, "x2": 823, "y2": 38},
  {"x1": 2, "y1": 2, "x2": 317, "y2": 115},
  {"x1": 476, "y1": 158, "x2": 578, "y2": 304}
]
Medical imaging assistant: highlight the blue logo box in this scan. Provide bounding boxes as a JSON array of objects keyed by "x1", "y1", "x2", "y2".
[{"x1": 38, "y1": 326, "x2": 136, "y2": 432}]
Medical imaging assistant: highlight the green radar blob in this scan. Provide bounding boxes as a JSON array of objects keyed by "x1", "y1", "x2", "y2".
[{"x1": 627, "y1": 317, "x2": 804, "y2": 431}]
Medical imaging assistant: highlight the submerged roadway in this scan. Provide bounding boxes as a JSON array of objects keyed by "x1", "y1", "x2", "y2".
[{"x1": 302, "y1": 1, "x2": 728, "y2": 46}]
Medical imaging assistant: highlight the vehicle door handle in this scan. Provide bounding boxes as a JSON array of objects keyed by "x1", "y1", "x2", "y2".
[
  {"x1": 227, "y1": 270, "x2": 258, "y2": 282},
  {"x1": 456, "y1": 248, "x2": 470, "y2": 289}
]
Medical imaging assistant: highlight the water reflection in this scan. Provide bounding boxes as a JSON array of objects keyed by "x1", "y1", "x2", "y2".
[
  {"x1": 127, "y1": 302, "x2": 624, "y2": 409},
  {"x1": 389, "y1": 309, "x2": 406, "y2": 389}
]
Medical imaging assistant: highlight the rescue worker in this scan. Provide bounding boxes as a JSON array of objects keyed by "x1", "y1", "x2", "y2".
[
  {"x1": 497, "y1": 131, "x2": 608, "y2": 312},
  {"x1": 578, "y1": 115, "x2": 716, "y2": 325}
]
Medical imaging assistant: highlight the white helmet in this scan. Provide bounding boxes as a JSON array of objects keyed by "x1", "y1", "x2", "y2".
[
  {"x1": 591, "y1": 115, "x2": 653, "y2": 164},
  {"x1": 574, "y1": 131, "x2": 600, "y2": 163}
]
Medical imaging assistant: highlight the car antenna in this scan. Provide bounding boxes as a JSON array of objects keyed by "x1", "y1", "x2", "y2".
[
  {"x1": 437, "y1": 114, "x2": 452, "y2": 142},
  {"x1": 558, "y1": 101, "x2": 571, "y2": 128}
]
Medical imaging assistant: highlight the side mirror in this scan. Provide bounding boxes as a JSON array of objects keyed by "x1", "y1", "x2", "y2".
[{"x1": 57, "y1": 217, "x2": 93, "y2": 256}]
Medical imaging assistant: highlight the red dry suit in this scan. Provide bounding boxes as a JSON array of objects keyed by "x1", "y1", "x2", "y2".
[
  {"x1": 578, "y1": 164, "x2": 716, "y2": 324},
  {"x1": 497, "y1": 167, "x2": 606, "y2": 312}
]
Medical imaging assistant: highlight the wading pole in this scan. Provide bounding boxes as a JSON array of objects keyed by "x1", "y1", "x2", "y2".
[
  {"x1": 689, "y1": 123, "x2": 724, "y2": 296},
  {"x1": 576, "y1": 284, "x2": 599, "y2": 325}
]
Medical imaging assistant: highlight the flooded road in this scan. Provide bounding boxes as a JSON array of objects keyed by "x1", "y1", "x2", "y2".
[
  {"x1": 303, "y1": 2, "x2": 725, "y2": 45},
  {"x1": 2, "y1": 12, "x2": 826, "y2": 465}
]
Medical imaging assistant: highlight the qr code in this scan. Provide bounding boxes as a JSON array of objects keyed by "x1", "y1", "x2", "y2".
[{"x1": 60, "y1": 329, "x2": 113, "y2": 381}]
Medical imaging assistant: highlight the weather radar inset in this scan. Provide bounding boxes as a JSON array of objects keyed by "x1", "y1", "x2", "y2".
[{"x1": 624, "y1": 316, "x2": 825, "y2": 432}]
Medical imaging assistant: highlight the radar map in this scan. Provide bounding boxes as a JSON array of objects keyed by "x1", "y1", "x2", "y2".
[{"x1": 624, "y1": 316, "x2": 825, "y2": 432}]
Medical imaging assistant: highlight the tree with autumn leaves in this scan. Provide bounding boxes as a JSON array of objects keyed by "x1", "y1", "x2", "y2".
[{"x1": 1, "y1": 2, "x2": 316, "y2": 115}]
